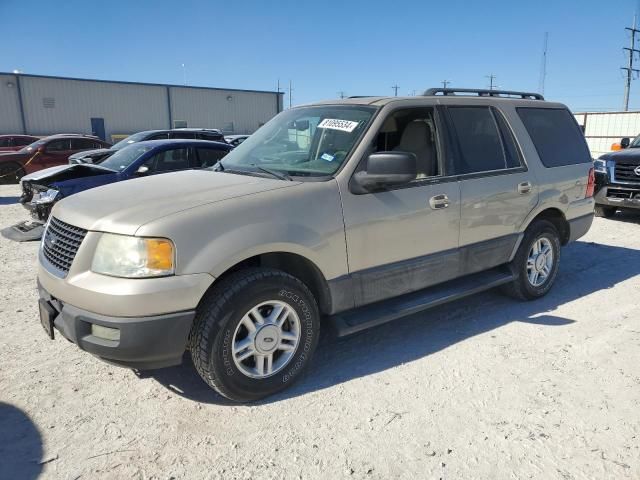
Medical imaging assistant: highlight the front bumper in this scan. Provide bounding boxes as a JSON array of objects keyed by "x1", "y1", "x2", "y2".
[
  {"x1": 38, "y1": 281, "x2": 195, "y2": 369},
  {"x1": 594, "y1": 184, "x2": 640, "y2": 210}
]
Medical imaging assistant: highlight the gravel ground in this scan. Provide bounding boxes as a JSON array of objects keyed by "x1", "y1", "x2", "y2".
[{"x1": 0, "y1": 183, "x2": 639, "y2": 480}]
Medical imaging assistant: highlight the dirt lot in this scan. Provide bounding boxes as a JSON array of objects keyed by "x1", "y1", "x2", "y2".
[{"x1": 0, "y1": 183, "x2": 639, "y2": 480}]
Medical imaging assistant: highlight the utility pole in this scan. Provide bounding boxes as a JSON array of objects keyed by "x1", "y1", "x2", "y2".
[
  {"x1": 276, "y1": 79, "x2": 282, "y2": 113},
  {"x1": 391, "y1": 84, "x2": 399, "y2": 96},
  {"x1": 337, "y1": 91, "x2": 346, "y2": 99},
  {"x1": 442, "y1": 80, "x2": 450, "y2": 89},
  {"x1": 622, "y1": 16, "x2": 640, "y2": 111},
  {"x1": 288, "y1": 79, "x2": 293, "y2": 109},
  {"x1": 538, "y1": 32, "x2": 549, "y2": 95},
  {"x1": 486, "y1": 74, "x2": 496, "y2": 90}
]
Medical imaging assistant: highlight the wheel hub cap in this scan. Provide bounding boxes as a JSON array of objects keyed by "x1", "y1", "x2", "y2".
[
  {"x1": 527, "y1": 237, "x2": 553, "y2": 287},
  {"x1": 231, "y1": 300, "x2": 301, "y2": 379}
]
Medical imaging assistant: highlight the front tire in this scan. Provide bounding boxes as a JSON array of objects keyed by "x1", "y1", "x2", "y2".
[
  {"x1": 503, "y1": 220, "x2": 561, "y2": 300},
  {"x1": 594, "y1": 205, "x2": 616, "y2": 218},
  {"x1": 189, "y1": 268, "x2": 320, "y2": 402}
]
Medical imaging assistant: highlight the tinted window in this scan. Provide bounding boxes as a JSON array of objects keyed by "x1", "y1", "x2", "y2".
[
  {"x1": 147, "y1": 132, "x2": 170, "y2": 140},
  {"x1": 196, "y1": 147, "x2": 228, "y2": 168},
  {"x1": 169, "y1": 131, "x2": 196, "y2": 139},
  {"x1": 14, "y1": 137, "x2": 34, "y2": 146},
  {"x1": 448, "y1": 107, "x2": 506, "y2": 174},
  {"x1": 70, "y1": 138, "x2": 96, "y2": 150},
  {"x1": 517, "y1": 108, "x2": 591, "y2": 167},
  {"x1": 46, "y1": 139, "x2": 70, "y2": 151},
  {"x1": 144, "y1": 148, "x2": 190, "y2": 173},
  {"x1": 198, "y1": 132, "x2": 224, "y2": 142},
  {"x1": 493, "y1": 109, "x2": 522, "y2": 169},
  {"x1": 0, "y1": 138, "x2": 9, "y2": 147}
]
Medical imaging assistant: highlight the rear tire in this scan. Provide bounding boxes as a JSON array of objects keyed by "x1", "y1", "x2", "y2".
[
  {"x1": 0, "y1": 162, "x2": 25, "y2": 184},
  {"x1": 503, "y1": 220, "x2": 561, "y2": 300},
  {"x1": 189, "y1": 268, "x2": 320, "y2": 402},
  {"x1": 594, "y1": 205, "x2": 616, "y2": 218}
]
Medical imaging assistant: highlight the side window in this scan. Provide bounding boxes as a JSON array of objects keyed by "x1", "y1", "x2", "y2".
[
  {"x1": 493, "y1": 109, "x2": 523, "y2": 169},
  {"x1": 517, "y1": 107, "x2": 591, "y2": 167},
  {"x1": 0, "y1": 138, "x2": 9, "y2": 147},
  {"x1": 372, "y1": 107, "x2": 440, "y2": 179},
  {"x1": 15, "y1": 137, "x2": 34, "y2": 146},
  {"x1": 169, "y1": 131, "x2": 196, "y2": 139},
  {"x1": 46, "y1": 139, "x2": 70, "y2": 152},
  {"x1": 70, "y1": 138, "x2": 95, "y2": 150},
  {"x1": 447, "y1": 107, "x2": 507, "y2": 174},
  {"x1": 144, "y1": 148, "x2": 190, "y2": 173},
  {"x1": 147, "y1": 132, "x2": 169, "y2": 140},
  {"x1": 196, "y1": 148, "x2": 228, "y2": 168},
  {"x1": 198, "y1": 132, "x2": 224, "y2": 142}
]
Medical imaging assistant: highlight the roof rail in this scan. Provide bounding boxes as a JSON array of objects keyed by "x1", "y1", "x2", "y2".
[{"x1": 423, "y1": 88, "x2": 544, "y2": 100}]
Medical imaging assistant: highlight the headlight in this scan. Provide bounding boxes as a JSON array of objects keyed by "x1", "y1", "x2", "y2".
[
  {"x1": 34, "y1": 189, "x2": 60, "y2": 204},
  {"x1": 91, "y1": 233, "x2": 175, "y2": 278},
  {"x1": 593, "y1": 159, "x2": 608, "y2": 173}
]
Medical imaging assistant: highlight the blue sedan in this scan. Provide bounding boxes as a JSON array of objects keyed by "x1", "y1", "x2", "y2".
[{"x1": 20, "y1": 139, "x2": 233, "y2": 224}]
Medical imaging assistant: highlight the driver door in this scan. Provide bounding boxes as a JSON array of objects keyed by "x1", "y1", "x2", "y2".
[{"x1": 340, "y1": 107, "x2": 461, "y2": 307}]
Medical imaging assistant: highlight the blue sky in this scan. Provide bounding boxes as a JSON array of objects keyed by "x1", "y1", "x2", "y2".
[{"x1": 2, "y1": 0, "x2": 640, "y2": 111}]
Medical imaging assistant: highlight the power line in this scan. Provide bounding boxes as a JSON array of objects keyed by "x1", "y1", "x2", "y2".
[
  {"x1": 337, "y1": 91, "x2": 346, "y2": 99},
  {"x1": 622, "y1": 15, "x2": 640, "y2": 111},
  {"x1": 391, "y1": 84, "x2": 399, "y2": 96}
]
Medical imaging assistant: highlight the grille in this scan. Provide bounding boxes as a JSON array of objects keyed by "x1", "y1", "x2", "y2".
[
  {"x1": 42, "y1": 217, "x2": 87, "y2": 276},
  {"x1": 607, "y1": 188, "x2": 640, "y2": 200},
  {"x1": 614, "y1": 162, "x2": 640, "y2": 183}
]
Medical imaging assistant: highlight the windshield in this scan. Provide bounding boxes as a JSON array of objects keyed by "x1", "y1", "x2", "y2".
[
  {"x1": 629, "y1": 135, "x2": 640, "y2": 148},
  {"x1": 99, "y1": 144, "x2": 154, "y2": 171},
  {"x1": 219, "y1": 105, "x2": 376, "y2": 177},
  {"x1": 18, "y1": 139, "x2": 47, "y2": 153},
  {"x1": 111, "y1": 131, "x2": 153, "y2": 150}
]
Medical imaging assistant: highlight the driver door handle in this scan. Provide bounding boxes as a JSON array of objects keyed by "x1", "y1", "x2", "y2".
[
  {"x1": 517, "y1": 181, "x2": 532, "y2": 195},
  {"x1": 429, "y1": 194, "x2": 450, "y2": 209}
]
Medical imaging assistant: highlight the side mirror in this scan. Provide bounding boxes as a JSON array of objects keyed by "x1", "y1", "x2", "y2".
[
  {"x1": 351, "y1": 151, "x2": 417, "y2": 194},
  {"x1": 136, "y1": 165, "x2": 150, "y2": 175},
  {"x1": 621, "y1": 137, "x2": 630, "y2": 149}
]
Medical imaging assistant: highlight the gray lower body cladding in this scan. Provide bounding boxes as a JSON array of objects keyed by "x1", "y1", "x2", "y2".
[{"x1": 38, "y1": 281, "x2": 195, "y2": 369}]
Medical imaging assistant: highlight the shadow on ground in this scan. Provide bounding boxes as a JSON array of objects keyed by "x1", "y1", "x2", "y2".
[
  {"x1": 145, "y1": 240, "x2": 640, "y2": 405},
  {"x1": 0, "y1": 403, "x2": 43, "y2": 479},
  {"x1": 0, "y1": 196, "x2": 19, "y2": 205}
]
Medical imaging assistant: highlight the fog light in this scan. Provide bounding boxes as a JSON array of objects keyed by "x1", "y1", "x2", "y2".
[{"x1": 91, "y1": 324, "x2": 120, "y2": 341}]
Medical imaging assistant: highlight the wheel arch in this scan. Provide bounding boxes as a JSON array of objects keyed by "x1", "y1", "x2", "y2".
[{"x1": 523, "y1": 207, "x2": 570, "y2": 245}]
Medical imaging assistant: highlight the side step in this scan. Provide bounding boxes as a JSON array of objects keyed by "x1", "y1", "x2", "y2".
[{"x1": 329, "y1": 267, "x2": 515, "y2": 337}]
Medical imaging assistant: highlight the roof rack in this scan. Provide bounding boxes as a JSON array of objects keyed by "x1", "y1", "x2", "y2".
[{"x1": 423, "y1": 88, "x2": 544, "y2": 100}]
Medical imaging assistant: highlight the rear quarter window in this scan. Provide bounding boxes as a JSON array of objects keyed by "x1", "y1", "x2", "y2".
[{"x1": 517, "y1": 107, "x2": 591, "y2": 167}]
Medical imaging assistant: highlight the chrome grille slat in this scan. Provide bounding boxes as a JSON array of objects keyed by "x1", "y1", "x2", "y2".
[
  {"x1": 614, "y1": 162, "x2": 640, "y2": 183},
  {"x1": 42, "y1": 217, "x2": 87, "y2": 276}
]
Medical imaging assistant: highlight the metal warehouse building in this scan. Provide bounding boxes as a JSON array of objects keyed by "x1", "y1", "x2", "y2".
[{"x1": 0, "y1": 72, "x2": 283, "y2": 142}]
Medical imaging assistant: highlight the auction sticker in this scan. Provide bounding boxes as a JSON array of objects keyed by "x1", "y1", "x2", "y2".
[{"x1": 317, "y1": 118, "x2": 359, "y2": 133}]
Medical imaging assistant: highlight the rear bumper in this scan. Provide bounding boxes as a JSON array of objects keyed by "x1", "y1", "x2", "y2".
[
  {"x1": 595, "y1": 184, "x2": 640, "y2": 210},
  {"x1": 38, "y1": 281, "x2": 195, "y2": 369},
  {"x1": 568, "y1": 212, "x2": 594, "y2": 243}
]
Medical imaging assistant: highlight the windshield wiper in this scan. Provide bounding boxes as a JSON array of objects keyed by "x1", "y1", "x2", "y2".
[{"x1": 253, "y1": 165, "x2": 292, "y2": 181}]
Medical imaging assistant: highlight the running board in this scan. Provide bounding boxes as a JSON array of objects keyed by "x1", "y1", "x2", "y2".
[{"x1": 329, "y1": 267, "x2": 515, "y2": 337}]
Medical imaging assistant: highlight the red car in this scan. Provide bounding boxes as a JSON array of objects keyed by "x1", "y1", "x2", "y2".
[
  {"x1": 0, "y1": 134, "x2": 111, "y2": 184},
  {"x1": 0, "y1": 135, "x2": 40, "y2": 152}
]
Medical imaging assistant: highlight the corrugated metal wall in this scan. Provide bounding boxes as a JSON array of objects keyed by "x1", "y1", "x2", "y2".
[
  {"x1": 0, "y1": 73, "x2": 282, "y2": 141},
  {"x1": 0, "y1": 74, "x2": 24, "y2": 133},
  {"x1": 574, "y1": 111, "x2": 640, "y2": 157}
]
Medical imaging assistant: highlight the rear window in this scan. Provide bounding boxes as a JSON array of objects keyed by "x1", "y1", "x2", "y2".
[{"x1": 517, "y1": 108, "x2": 590, "y2": 167}]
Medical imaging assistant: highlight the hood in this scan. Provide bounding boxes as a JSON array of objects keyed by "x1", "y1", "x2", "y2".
[
  {"x1": 599, "y1": 148, "x2": 640, "y2": 163},
  {"x1": 52, "y1": 169, "x2": 300, "y2": 235},
  {"x1": 21, "y1": 164, "x2": 114, "y2": 183},
  {"x1": 0, "y1": 151, "x2": 27, "y2": 163}
]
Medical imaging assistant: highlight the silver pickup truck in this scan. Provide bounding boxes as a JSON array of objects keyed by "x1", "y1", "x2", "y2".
[{"x1": 36, "y1": 88, "x2": 595, "y2": 402}]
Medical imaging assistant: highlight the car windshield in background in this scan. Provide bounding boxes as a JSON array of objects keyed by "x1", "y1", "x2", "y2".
[
  {"x1": 18, "y1": 139, "x2": 47, "y2": 153},
  {"x1": 99, "y1": 144, "x2": 154, "y2": 171},
  {"x1": 219, "y1": 105, "x2": 376, "y2": 177},
  {"x1": 629, "y1": 135, "x2": 640, "y2": 148},
  {"x1": 111, "y1": 132, "x2": 152, "y2": 150}
]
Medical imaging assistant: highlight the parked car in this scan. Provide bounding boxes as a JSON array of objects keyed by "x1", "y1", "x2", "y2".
[
  {"x1": 20, "y1": 139, "x2": 232, "y2": 224},
  {"x1": 224, "y1": 134, "x2": 250, "y2": 147},
  {"x1": 593, "y1": 134, "x2": 640, "y2": 217},
  {"x1": 69, "y1": 128, "x2": 226, "y2": 165},
  {"x1": 0, "y1": 134, "x2": 110, "y2": 184},
  {"x1": 37, "y1": 88, "x2": 595, "y2": 402},
  {"x1": 0, "y1": 134, "x2": 40, "y2": 152}
]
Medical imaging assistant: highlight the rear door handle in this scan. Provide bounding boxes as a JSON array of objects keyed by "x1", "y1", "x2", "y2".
[
  {"x1": 429, "y1": 194, "x2": 450, "y2": 209},
  {"x1": 517, "y1": 182, "x2": 532, "y2": 194}
]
